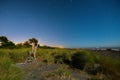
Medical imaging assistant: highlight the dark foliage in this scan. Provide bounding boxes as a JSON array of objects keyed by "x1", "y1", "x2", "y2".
[
  {"x1": 39, "y1": 45, "x2": 55, "y2": 49},
  {"x1": 0, "y1": 36, "x2": 15, "y2": 48},
  {"x1": 71, "y1": 51, "x2": 88, "y2": 70},
  {"x1": 28, "y1": 38, "x2": 38, "y2": 45},
  {"x1": 54, "y1": 53, "x2": 71, "y2": 64}
]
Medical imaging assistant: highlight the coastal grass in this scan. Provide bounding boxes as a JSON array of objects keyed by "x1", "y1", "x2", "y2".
[
  {"x1": 0, "y1": 55, "x2": 24, "y2": 80},
  {"x1": 0, "y1": 48, "x2": 120, "y2": 80}
]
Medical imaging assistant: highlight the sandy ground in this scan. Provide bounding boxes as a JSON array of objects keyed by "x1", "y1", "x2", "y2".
[{"x1": 16, "y1": 61, "x2": 89, "y2": 80}]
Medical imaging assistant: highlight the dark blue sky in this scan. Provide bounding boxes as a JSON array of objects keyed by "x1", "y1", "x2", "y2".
[{"x1": 0, "y1": 0, "x2": 120, "y2": 48}]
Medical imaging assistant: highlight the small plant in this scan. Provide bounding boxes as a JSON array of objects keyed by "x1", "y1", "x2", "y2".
[
  {"x1": 42, "y1": 71, "x2": 56, "y2": 79},
  {"x1": 56, "y1": 65, "x2": 72, "y2": 79}
]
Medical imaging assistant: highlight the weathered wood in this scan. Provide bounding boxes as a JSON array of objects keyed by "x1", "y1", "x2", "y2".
[{"x1": 25, "y1": 42, "x2": 39, "y2": 63}]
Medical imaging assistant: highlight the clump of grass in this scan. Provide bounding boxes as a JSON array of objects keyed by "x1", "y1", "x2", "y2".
[
  {"x1": 86, "y1": 51, "x2": 120, "y2": 79},
  {"x1": 0, "y1": 56, "x2": 24, "y2": 80},
  {"x1": 0, "y1": 49, "x2": 9, "y2": 57},
  {"x1": 0, "y1": 56, "x2": 11, "y2": 70},
  {"x1": 56, "y1": 64, "x2": 72, "y2": 79},
  {"x1": 99, "y1": 56, "x2": 120, "y2": 80},
  {"x1": 43, "y1": 55, "x2": 54, "y2": 64},
  {"x1": 41, "y1": 64, "x2": 72, "y2": 79},
  {"x1": 71, "y1": 51, "x2": 96, "y2": 70},
  {"x1": 0, "y1": 48, "x2": 29, "y2": 63},
  {"x1": 41, "y1": 71, "x2": 56, "y2": 79}
]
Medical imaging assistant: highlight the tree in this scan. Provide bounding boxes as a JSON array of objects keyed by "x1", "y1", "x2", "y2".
[
  {"x1": 23, "y1": 41, "x2": 31, "y2": 47},
  {"x1": 0, "y1": 36, "x2": 8, "y2": 45},
  {"x1": 0, "y1": 36, "x2": 15, "y2": 48},
  {"x1": 16, "y1": 43, "x2": 23, "y2": 48},
  {"x1": 28, "y1": 38, "x2": 38, "y2": 46}
]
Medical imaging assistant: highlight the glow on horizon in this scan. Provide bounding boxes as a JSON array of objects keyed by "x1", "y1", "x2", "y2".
[{"x1": 11, "y1": 37, "x2": 65, "y2": 48}]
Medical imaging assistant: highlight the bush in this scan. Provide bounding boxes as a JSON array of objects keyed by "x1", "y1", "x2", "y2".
[
  {"x1": 54, "y1": 52, "x2": 71, "y2": 64},
  {"x1": 71, "y1": 51, "x2": 96, "y2": 70}
]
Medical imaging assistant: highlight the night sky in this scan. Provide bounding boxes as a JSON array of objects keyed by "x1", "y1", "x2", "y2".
[{"x1": 0, "y1": 0, "x2": 120, "y2": 48}]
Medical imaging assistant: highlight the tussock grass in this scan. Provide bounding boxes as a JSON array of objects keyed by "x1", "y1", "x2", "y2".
[
  {"x1": 0, "y1": 48, "x2": 120, "y2": 80},
  {"x1": 0, "y1": 56, "x2": 24, "y2": 80}
]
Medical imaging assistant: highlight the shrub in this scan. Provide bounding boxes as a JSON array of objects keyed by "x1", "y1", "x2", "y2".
[
  {"x1": 71, "y1": 51, "x2": 96, "y2": 70},
  {"x1": 54, "y1": 52, "x2": 71, "y2": 64}
]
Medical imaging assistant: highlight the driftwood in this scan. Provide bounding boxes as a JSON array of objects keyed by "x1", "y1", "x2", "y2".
[
  {"x1": 31, "y1": 42, "x2": 39, "y2": 60},
  {"x1": 25, "y1": 42, "x2": 39, "y2": 63}
]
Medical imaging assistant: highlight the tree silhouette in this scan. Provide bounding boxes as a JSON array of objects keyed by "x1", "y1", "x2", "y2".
[
  {"x1": 28, "y1": 38, "x2": 38, "y2": 46},
  {"x1": 0, "y1": 36, "x2": 15, "y2": 48},
  {"x1": 0, "y1": 36, "x2": 8, "y2": 43}
]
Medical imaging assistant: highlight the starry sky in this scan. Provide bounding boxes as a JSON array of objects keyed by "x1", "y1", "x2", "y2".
[{"x1": 0, "y1": 0, "x2": 120, "y2": 48}]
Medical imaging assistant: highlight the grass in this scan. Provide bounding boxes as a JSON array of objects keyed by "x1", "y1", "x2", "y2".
[
  {"x1": 0, "y1": 48, "x2": 120, "y2": 80},
  {"x1": 0, "y1": 48, "x2": 30, "y2": 63},
  {"x1": 99, "y1": 56, "x2": 120, "y2": 80},
  {"x1": 0, "y1": 55, "x2": 24, "y2": 80},
  {"x1": 41, "y1": 64, "x2": 72, "y2": 80}
]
